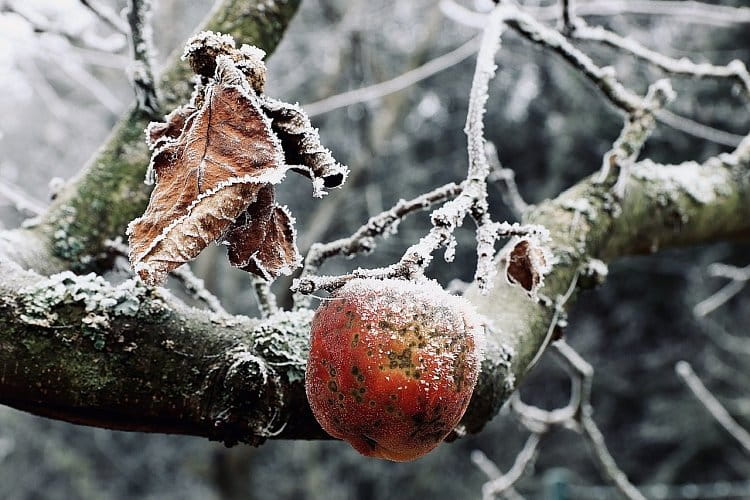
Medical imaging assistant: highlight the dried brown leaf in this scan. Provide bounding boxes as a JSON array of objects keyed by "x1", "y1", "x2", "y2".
[
  {"x1": 261, "y1": 96, "x2": 349, "y2": 196},
  {"x1": 145, "y1": 103, "x2": 198, "y2": 151},
  {"x1": 128, "y1": 59, "x2": 287, "y2": 285},
  {"x1": 224, "y1": 202, "x2": 301, "y2": 280},
  {"x1": 505, "y1": 239, "x2": 550, "y2": 294}
]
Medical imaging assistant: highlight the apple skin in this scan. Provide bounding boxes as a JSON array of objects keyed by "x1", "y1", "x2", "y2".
[{"x1": 305, "y1": 278, "x2": 484, "y2": 461}]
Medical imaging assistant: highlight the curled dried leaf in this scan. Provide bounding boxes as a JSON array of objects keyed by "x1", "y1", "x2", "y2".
[
  {"x1": 505, "y1": 238, "x2": 552, "y2": 295},
  {"x1": 128, "y1": 58, "x2": 287, "y2": 285},
  {"x1": 261, "y1": 96, "x2": 349, "y2": 196},
  {"x1": 130, "y1": 34, "x2": 349, "y2": 286},
  {"x1": 225, "y1": 203, "x2": 301, "y2": 280},
  {"x1": 183, "y1": 31, "x2": 267, "y2": 93},
  {"x1": 145, "y1": 103, "x2": 198, "y2": 153}
]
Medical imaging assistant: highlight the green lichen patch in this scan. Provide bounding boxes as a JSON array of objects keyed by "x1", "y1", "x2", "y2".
[
  {"x1": 15, "y1": 271, "x2": 160, "y2": 349},
  {"x1": 251, "y1": 309, "x2": 312, "y2": 383}
]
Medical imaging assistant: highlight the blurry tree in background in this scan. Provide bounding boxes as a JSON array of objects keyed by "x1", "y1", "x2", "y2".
[{"x1": 0, "y1": 0, "x2": 749, "y2": 499}]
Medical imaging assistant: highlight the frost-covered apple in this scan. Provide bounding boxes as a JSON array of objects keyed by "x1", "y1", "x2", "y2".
[{"x1": 305, "y1": 278, "x2": 484, "y2": 461}]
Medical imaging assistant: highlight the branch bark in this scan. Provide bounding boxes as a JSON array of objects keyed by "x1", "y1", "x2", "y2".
[
  {"x1": 1, "y1": 137, "x2": 748, "y2": 443},
  {"x1": 0, "y1": 0, "x2": 749, "y2": 446}
]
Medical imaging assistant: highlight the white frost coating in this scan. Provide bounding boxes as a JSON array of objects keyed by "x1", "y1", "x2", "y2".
[
  {"x1": 130, "y1": 56, "x2": 291, "y2": 282},
  {"x1": 340, "y1": 277, "x2": 488, "y2": 364},
  {"x1": 632, "y1": 160, "x2": 731, "y2": 204},
  {"x1": 181, "y1": 30, "x2": 237, "y2": 60},
  {"x1": 561, "y1": 198, "x2": 597, "y2": 221},
  {"x1": 503, "y1": 236, "x2": 554, "y2": 300},
  {"x1": 236, "y1": 204, "x2": 302, "y2": 279},
  {"x1": 443, "y1": 235, "x2": 457, "y2": 263},
  {"x1": 127, "y1": 167, "x2": 290, "y2": 279},
  {"x1": 259, "y1": 95, "x2": 350, "y2": 195},
  {"x1": 17, "y1": 271, "x2": 150, "y2": 331}
]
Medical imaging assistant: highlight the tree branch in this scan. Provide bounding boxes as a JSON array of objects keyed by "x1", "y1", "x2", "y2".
[
  {"x1": 1, "y1": 0, "x2": 749, "y2": 448},
  {"x1": 1, "y1": 133, "x2": 748, "y2": 443}
]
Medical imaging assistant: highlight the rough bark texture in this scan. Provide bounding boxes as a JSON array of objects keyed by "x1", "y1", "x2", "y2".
[{"x1": 0, "y1": 0, "x2": 749, "y2": 445}]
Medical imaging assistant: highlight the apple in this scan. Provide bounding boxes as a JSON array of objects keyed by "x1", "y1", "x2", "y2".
[{"x1": 305, "y1": 278, "x2": 484, "y2": 461}]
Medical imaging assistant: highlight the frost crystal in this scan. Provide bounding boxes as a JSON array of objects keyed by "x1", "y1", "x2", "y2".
[{"x1": 16, "y1": 271, "x2": 153, "y2": 348}]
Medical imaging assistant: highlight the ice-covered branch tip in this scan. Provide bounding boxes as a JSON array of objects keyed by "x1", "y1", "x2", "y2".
[
  {"x1": 571, "y1": 21, "x2": 750, "y2": 98},
  {"x1": 597, "y1": 79, "x2": 675, "y2": 196},
  {"x1": 294, "y1": 182, "x2": 463, "y2": 308}
]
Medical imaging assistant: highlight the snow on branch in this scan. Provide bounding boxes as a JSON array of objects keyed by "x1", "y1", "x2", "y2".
[
  {"x1": 458, "y1": 1, "x2": 750, "y2": 27},
  {"x1": 294, "y1": 181, "x2": 463, "y2": 306},
  {"x1": 571, "y1": 21, "x2": 750, "y2": 97},
  {"x1": 597, "y1": 79, "x2": 675, "y2": 196},
  {"x1": 126, "y1": 0, "x2": 160, "y2": 118},
  {"x1": 79, "y1": 0, "x2": 128, "y2": 34}
]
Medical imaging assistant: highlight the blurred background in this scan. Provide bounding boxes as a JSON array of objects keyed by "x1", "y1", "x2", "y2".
[{"x1": 0, "y1": 0, "x2": 749, "y2": 498}]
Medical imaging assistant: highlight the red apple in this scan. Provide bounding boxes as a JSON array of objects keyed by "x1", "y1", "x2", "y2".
[{"x1": 305, "y1": 278, "x2": 484, "y2": 461}]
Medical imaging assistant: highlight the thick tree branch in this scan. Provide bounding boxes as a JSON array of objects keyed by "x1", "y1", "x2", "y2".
[
  {"x1": 461, "y1": 135, "x2": 750, "y2": 433},
  {"x1": 1, "y1": 136, "x2": 748, "y2": 442}
]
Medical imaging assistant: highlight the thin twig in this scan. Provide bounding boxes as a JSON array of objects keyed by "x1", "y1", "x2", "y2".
[
  {"x1": 304, "y1": 36, "x2": 480, "y2": 117},
  {"x1": 545, "y1": 1, "x2": 750, "y2": 27},
  {"x1": 571, "y1": 22, "x2": 750, "y2": 97},
  {"x1": 54, "y1": 57, "x2": 123, "y2": 115},
  {"x1": 694, "y1": 263, "x2": 750, "y2": 317},
  {"x1": 561, "y1": 0, "x2": 576, "y2": 33},
  {"x1": 0, "y1": 181, "x2": 46, "y2": 216},
  {"x1": 596, "y1": 79, "x2": 675, "y2": 196},
  {"x1": 444, "y1": 1, "x2": 748, "y2": 148},
  {"x1": 126, "y1": 0, "x2": 160, "y2": 117},
  {"x1": 676, "y1": 361, "x2": 750, "y2": 455},
  {"x1": 251, "y1": 277, "x2": 278, "y2": 319},
  {"x1": 442, "y1": 1, "x2": 645, "y2": 114},
  {"x1": 475, "y1": 434, "x2": 542, "y2": 500},
  {"x1": 698, "y1": 317, "x2": 750, "y2": 357},
  {"x1": 294, "y1": 4, "x2": 548, "y2": 297},
  {"x1": 166, "y1": 265, "x2": 229, "y2": 316},
  {"x1": 554, "y1": 341, "x2": 646, "y2": 500},
  {"x1": 443, "y1": 0, "x2": 750, "y2": 27},
  {"x1": 485, "y1": 142, "x2": 528, "y2": 219},
  {"x1": 525, "y1": 270, "x2": 581, "y2": 372},
  {"x1": 107, "y1": 237, "x2": 228, "y2": 315},
  {"x1": 655, "y1": 109, "x2": 745, "y2": 148},
  {"x1": 79, "y1": 0, "x2": 128, "y2": 34},
  {"x1": 294, "y1": 182, "x2": 463, "y2": 307}
]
